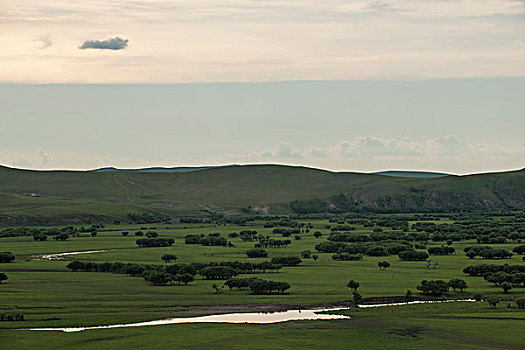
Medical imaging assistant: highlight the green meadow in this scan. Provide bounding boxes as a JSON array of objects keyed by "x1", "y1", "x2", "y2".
[{"x1": 1, "y1": 217, "x2": 524, "y2": 349}]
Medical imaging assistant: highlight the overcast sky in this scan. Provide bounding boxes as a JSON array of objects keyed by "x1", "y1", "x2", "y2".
[{"x1": 1, "y1": 1, "x2": 524, "y2": 173}]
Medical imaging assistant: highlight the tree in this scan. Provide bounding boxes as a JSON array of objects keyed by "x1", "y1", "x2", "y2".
[
  {"x1": 312, "y1": 255, "x2": 319, "y2": 261},
  {"x1": 199, "y1": 266, "x2": 239, "y2": 280},
  {"x1": 516, "y1": 298, "x2": 525, "y2": 309},
  {"x1": 212, "y1": 283, "x2": 224, "y2": 294},
  {"x1": 512, "y1": 245, "x2": 525, "y2": 255},
  {"x1": 271, "y1": 256, "x2": 302, "y2": 267},
  {"x1": 136, "y1": 238, "x2": 174, "y2": 247},
  {"x1": 347, "y1": 280, "x2": 359, "y2": 291},
  {"x1": 314, "y1": 231, "x2": 323, "y2": 238},
  {"x1": 448, "y1": 279, "x2": 468, "y2": 292},
  {"x1": 501, "y1": 282, "x2": 512, "y2": 294},
  {"x1": 301, "y1": 250, "x2": 312, "y2": 259},
  {"x1": 33, "y1": 234, "x2": 47, "y2": 241},
  {"x1": 466, "y1": 251, "x2": 478, "y2": 259},
  {"x1": 0, "y1": 252, "x2": 15, "y2": 263},
  {"x1": 161, "y1": 254, "x2": 178, "y2": 263},
  {"x1": 353, "y1": 291, "x2": 362, "y2": 306},
  {"x1": 417, "y1": 280, "x2": 449, "y2": 296},
  {"x1": 174, "y1": 273, "x2": 194, "y2": 285},
  {"x1": 486, "y1": 296, "x2": 499, "y2": 308},
  {"x1": 399, "y1": 251, "x2": 429, "y2": 261},
  {"x1": 0, "y1": 273, "x2": 7, "y2": 284},
  {"x1": 66, "y1": 260, "x2": 84, "y2": 272},
  {"x1": 378, "y1": 261, "x2": 391, "y2": 270},
  {"x1": 142, "y1": 270, "x2": 172, "y2": 286},
  {"x1": 53, "y1": 233, "x2": 69, "y2": 241},
  {"x1": 121, "y1": 231, "x2": 129, "y2": 236},
  {"x1": 90, "y1": 231, "x2": 98, "y2": 237},
  {"x1": 245, "y1": 249, "x2": 268, "y2": 258},
  {"x1": 405, "y1": 290, "x2": 413, "y2": 302}
]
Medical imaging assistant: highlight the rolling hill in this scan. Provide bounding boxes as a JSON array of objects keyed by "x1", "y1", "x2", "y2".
[{"x1": 0, "y1": 164, "x2": 523, "y2": 225}]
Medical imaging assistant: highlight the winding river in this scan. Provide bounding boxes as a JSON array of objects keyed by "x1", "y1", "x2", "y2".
[
  {"x1": 29, "y1": 299, "x2": 475, "y2": 332},
  {"x1": 40, "y1": 250, "x2": 111, "y2": 260}
]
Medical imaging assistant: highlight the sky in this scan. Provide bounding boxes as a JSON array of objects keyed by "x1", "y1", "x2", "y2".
[{"x1": 1, "y1": 1, "x2": 524, "y2": 173}]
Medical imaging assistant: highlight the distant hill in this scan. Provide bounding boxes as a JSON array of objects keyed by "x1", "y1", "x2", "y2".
[
  {"x1": 92, "y1": 166, "x2": 451, "y2": 178},
  {"x1": 0, "y1": 164, "x2": 524, "y2": 225},
  {"x1": 90, "y1": 165, "x2": 236, "y2": 173},
  {"x1": 373, "y1": 171, "x2": 451, "y2": 178}
]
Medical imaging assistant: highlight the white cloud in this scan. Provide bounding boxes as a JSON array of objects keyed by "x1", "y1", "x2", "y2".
[{"x1": 227, "y1": 136, "x2": 525, "y2": 173}]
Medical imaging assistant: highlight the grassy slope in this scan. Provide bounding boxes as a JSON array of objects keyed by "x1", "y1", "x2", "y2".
[{"x1": 0, "y1": 165, "x2": 524, "y2": 224}]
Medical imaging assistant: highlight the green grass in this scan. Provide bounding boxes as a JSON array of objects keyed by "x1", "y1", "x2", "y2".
[{"x1": 1, "y1": 218, "x2": 524, "y2": 349}]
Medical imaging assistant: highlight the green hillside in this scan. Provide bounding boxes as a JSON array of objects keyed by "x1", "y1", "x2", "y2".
[{"x1": 0, "y1": 164, "x2": 524, "y2": 225}]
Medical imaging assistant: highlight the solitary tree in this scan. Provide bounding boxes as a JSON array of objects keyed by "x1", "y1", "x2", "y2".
[
  {"x1": 347, "y1": 280, "x2": 360, "y2": 291},
  {"x1": 378, "y1": 261, "x2": 391, "y2": 270},
  {"x1": 0, "y1": 273, "x2": 7, "y2": 284}
]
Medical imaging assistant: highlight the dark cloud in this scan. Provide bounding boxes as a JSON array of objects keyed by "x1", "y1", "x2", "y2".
[{"x1": 79, "y1": 37, "x2": 129, "y2": 50}]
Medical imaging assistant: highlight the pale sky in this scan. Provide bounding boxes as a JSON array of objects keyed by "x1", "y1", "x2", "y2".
[
  {"x1": 0, "y1": 1, "x2": 524, "y2": 173},
  {"x1": 1, "y1": 0, "x2": 524, "y2": 83}
]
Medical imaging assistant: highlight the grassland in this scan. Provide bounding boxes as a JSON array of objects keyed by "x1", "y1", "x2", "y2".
[{"x1": 1, "y1": 216, "x2": 524, "y2": 349}]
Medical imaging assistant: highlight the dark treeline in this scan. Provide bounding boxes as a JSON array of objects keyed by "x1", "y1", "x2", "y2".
[
  {"x1": 66, "y1": 259, "x2": 283, "y2": 281},
  {"x1": 184, "y1": 234, "x2": 232, "y2": 247},
  {"x1": 463, "y1": 264, "x2": 525, "y2": 292},
  {"x1": 136, "y1": 238, "x2": 174, "y2": 247},
  {"x1": 127, "y1": 212, "x2": 170, "y2": 224},
  {"x1": 463, "y1": 246, "x2": 513, "y2": 259},
  {"x1": 315, "y1": 241, "x2": 413, "y2": 257}
]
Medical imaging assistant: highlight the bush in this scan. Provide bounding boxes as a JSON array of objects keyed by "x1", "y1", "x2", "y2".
[
  {"x1": 0, "y1": 252, "x2": 15, "y2": 263},
  {"x1": 161, "y1": 254, "x2": 178, "y2": 263},
  {"x1": 136, "y1": 238, "x2": 174, "y2": 247},
  {"x1": 399, "y1": 251, "x2": 429, "y2": 261},
  {"x1": 417, "y1": 280, "x2": 449, "y2": 295},
  {"x1": 248, "y1": 278, "x2": 291, "y2": 294},
  {"x1": 428, "y1": 246, "x2": 455, "y2": 255},
  {"x1": 199, "y1": 266, "x2": 239, "y2": 280},
  {"x1": 142, "y1": 270, "x2": 172, "y2": 286},
  {"x1": 245, "y1": 249, "x2": 268, "y2": 258},
  {"x1": 332, "y1": 253, "x2": 363, "y2": 261},
  {"x1": 271, "y1": 256, "x2": 302, "y2": 267},
  {"x1": 33, "y1": 234, "x2": 47, "y2": 241}
]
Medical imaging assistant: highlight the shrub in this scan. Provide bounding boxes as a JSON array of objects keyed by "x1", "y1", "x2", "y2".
[
  {"x1": 417, "y1": 280, "x2": 449, "y2": 295},
  {"x1": 245, "y1": 249, "x2": 268, "y2": 258},
  {"x1": 0, "y1": 252, "x2": 15, "y2": 263}
]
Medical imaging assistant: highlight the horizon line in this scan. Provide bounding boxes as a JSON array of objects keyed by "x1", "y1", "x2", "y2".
[{"x1": 2, "y1": 163, "x2": 524, "y2": 177}]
